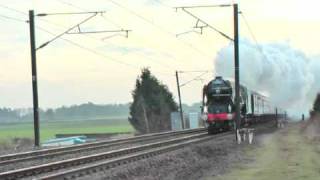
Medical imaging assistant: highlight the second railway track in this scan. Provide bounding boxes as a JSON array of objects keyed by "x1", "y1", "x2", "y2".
[
  {"x1": 0, "y1": 130, "x2": 230, "y2": 180},
  {"x1": 0, "y1": 128, "x2": 205, "y2": 169},
  {"x1": 41, "y1": 132, "x2": 232, "y2": 180}
]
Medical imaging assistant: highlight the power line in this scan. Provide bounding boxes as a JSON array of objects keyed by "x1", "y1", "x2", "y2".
[
  {"x1": 179, "y1": 70, "x2": 213, "y2": 73},
  {"x1": 154, "y1": 1, "x2": 233, "y2": 48},
  {"x1": 37, "y1": 28, "x2": 174, "y2": 78},
  {"x1": 36, "y1": 27, "x2": 136, "y2": 67},
  {"x1": 54, "y1": 0, "x2": 178, "y2": 71},
  {"x1": 0, "y1": 14, "x2": 27, "y2": 23},
  {"x1": 106, "y1": 0, "x2": 214, "y2": 61},
  {"x1": 54, "y1": 0, "x2": 127, "y2": 35},
  {"x1": 0, "y1": 3, "x2": 88, "y2": 33},
  {"x1": 179, "y1": 70, "x2": 213, "y2": 83},
  {"x1": 57, "y1": 0, "x2": 211, "y2": 70},
  {"x1": 152, "y1": 1, "x2": 232, "y2": 70},
  {"x1": 240, "y1": 12, "x2": 269, "y2": 60},
  {"x1": 0, "y1": 4, "x2": 26, "y2": 15},
  {"x1": 153, "y1": 0, "x2": 172, "y2": 8},
  {"x1": 56, "y1": 0, "x2": 123, "y2": 29},
  {"x1": 100, "y1": 13, "x2": 123, "y2": 29},
  {"x1": 175, "y1": 4, "x2": 232, "y2": 9},
  {"x1": 35, "y1": 10, "x2": 130, "y2": 49},
  {"x1": 37, "y1": 11, "x2": 104, "y2": 16},
  {"x1": 180, "y1": 71, "x2": 208, "y2": 87},
  {"x1": 178, "y1": 8, "x2": 233, "y2": 41},
  {"x1": 0, "y1": 4, "x2": 66, "y2": 30},
  {"x1": 21, "y1": 2, "x2": 171, "y2": 71},
  {"x1": 0, "y1": 4, "x2": 28, "y2": 23},
  {"x1": 36, "y1": 26, "x2": 173, "y2": 77},
  {"x1": 37, "y1": 13, "x2": 97, "y2": 50},
  {"x1": 240, "y1": 12, "x2": 261, "y2": 49},
  {"x1": 0, "y1": 2, "x2": 200, "y2": 76}
]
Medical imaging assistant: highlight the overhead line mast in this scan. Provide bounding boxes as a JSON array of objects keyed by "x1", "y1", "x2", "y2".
[
  {"x1": 28, "y1": 10, "x2": 40, "y2": 147},
  {"x1": 233, "y1": 4, "x2": 241, "y2": 141},
  {"x1": 28, "y1": 10, "x2": 132, "y2": 147},
  {"x1": 174, "y1": 4, "x2": 241, "y2": 141}
]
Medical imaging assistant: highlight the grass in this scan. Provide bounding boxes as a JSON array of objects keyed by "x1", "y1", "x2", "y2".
[
  {"x1": 0, "y1": 116, "x2": 133, "y2": 142},
  {"x1": 212, "y1": 126, "x2": 320, "y2": 180}
]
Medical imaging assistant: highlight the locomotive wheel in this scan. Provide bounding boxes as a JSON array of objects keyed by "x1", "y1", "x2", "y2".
[{"x1": 207, "y1": 125, "x2": 216, "y2": 134}]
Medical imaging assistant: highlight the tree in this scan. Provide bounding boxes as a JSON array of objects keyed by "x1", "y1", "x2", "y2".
[
  {"x1": 45, "y1": 108, "x2": 55, "y2": 120},
  {"x1": 129, "y1": 68, "x2": 178, "y2": 134},
  {"x1": 310, "y1": 93, "x2": 320, "y2": 117}
]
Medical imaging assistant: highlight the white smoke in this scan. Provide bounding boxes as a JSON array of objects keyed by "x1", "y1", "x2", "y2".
[{"x1": 214, "y1": 39, "x2": 320, "y2": 118}]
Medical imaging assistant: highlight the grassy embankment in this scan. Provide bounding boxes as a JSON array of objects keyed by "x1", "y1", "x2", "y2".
[
  {"x1": 0, "y1": 116, "x2": 133, "y2": 142},
  {"x1": 212, "y1": 124, "x2": 320, "y2": 180}
]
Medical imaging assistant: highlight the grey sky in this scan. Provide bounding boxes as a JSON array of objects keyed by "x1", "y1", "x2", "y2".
[{"x1": 0, "y1": 0, "x2": 319, "y2": 108}]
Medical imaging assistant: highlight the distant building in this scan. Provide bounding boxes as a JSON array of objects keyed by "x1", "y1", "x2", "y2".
[{"x1": 171, "y1": 112, "x2": 202, "y2": 130}]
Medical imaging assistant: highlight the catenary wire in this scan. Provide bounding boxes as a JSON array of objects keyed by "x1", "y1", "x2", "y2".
[{"x1": 53, "y1": 0, "x2": 181, "y2": 70}]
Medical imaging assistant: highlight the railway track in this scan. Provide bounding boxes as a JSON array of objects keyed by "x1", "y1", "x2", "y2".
[
  {"x1": 0, "y1": 128, "x2": 205, "y2": 167},
  {"x1": 0, "y1": 131, "x2": 230, "y2": 180},
  {"x1": 42, "y1": 133, "x2": 231, "y2": 180}
]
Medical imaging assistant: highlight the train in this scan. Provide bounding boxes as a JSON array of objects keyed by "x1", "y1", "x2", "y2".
[{"x1": 201, "y1": 76, "x2": 282, "y2": 134}]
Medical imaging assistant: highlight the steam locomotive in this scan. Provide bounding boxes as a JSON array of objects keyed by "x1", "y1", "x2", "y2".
[{"x1": 201, "y1": 76, "x2": 277, "y2": 134}]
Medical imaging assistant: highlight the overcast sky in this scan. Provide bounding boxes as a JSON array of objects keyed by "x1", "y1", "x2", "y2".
[{"x1": 0, "y1": 0, "x2": 320, "y2": 108}]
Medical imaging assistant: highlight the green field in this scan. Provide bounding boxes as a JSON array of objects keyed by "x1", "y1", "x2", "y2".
[{"x1": 0, "y1": 116, "x2": 133, "y2": 142}]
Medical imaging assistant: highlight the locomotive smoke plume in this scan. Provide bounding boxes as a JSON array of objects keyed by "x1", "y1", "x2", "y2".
[{"x1": 214, "y1": 39, "x2": 320, "y2": 118}]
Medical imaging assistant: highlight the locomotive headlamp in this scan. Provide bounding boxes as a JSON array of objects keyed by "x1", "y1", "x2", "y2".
[{"x1": 201, "y1": 114, "x2": 208, "y2": 121}]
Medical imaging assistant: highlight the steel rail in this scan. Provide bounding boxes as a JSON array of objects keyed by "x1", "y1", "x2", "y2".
[
  {"x1": 17, "y1": 118, "x2": 276, "y2": 180},
  {"x1": 0, "y1": 128, "x2": 204, "y2": 166},
  {"x1": 0, "y1": 128, "x2": 205, "y2": 164},
  {"x1": 40, "y1": 132, "x2": 232, "y2": 180},
  {"x1": 0, "y1": 131, "x2": 214, "y2": 180}
]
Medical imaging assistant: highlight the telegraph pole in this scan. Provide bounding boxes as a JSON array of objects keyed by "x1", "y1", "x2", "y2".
[
  {"x1": 233, "y1": 4, "x2": 241, "y2": 141},
  {"x1": 27, "y1": 10, "x2": 130, "y2": 147},
  {"x1": 29, "y1": 10, "x2": 40, "y2": 147},
  {"x1": 175, "y1": 71, "x2": 184, "y2": 129}
]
